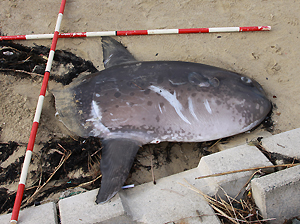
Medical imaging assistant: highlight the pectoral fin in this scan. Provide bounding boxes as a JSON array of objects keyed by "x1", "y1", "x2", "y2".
[{"x1": 96, "y1": 138, "x2": 141, "y2": 204}]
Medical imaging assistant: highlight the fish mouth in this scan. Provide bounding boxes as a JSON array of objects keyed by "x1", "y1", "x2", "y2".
[{"x1": 237, "y1": 77, "x2": 270, "y2": 105}]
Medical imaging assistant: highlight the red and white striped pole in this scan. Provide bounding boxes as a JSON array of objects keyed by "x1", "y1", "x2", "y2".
[
  {"x1": 10, "y1": 0, "x2": 67, "y2": 223},
  {"x1": 0, "y1": 26, "x2": 271, "y2": 41}
]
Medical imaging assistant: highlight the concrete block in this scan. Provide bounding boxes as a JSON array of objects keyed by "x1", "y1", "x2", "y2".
[
  {"x1": 0, "y1": 202, "x2": 57, "y2": 224},
  {"x1": 251, "y1": 164, "x2": 300, "y2": 224},
  {"x1": 59, "y1": 189, "x2": 125, "y2": 224},
  {"x1": 261, "y1": 128, "x2": 300, "y2": 159},
  {"x1": 119, "y1": 168, "x2": 221, "y2": 224},
  {"x1": 198, "y1": 144, "x2": 273, "y2": 199},
  {"x1": 59, "y1": 168, "x2": 220, "y2": 224}
]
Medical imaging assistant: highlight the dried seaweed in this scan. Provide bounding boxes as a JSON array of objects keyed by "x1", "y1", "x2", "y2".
[
  {"x1": 180, "y1": 180, "x2": 276, "y2": 223},
  {"x1": 0, "y1": 141, "x2": 19, "y2": 163},
  {"x1": 0, "y1": 41, "x2": 98, "y2": 85}
]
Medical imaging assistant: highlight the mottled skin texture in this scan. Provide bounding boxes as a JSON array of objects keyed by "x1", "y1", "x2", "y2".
[
  {"x1": 52, "y1": 37, "x2": 271, "y2": 204},
  {"x1": 55, "y1": 61, "x2": 270, "y2": 144}
]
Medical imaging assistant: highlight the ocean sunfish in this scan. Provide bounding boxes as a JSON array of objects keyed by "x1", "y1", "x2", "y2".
[{"x1": 52, "y1": 37, "x2": 271, "y2": 204}]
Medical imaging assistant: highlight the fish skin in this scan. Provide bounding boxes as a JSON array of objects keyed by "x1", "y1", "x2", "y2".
[{"x1": 52, "y1": 37, "x2": 271, "y2": 204}]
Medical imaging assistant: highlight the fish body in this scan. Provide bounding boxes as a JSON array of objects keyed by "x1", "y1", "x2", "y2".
[{"x1": 52, "y1": 37, "x2": 271, "y2": 203}]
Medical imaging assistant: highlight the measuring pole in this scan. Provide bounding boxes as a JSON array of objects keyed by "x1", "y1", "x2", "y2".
[{"x1": 10, "y1": 0, "x2": 67, "y2": 223}]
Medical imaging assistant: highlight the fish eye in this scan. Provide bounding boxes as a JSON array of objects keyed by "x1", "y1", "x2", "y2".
[{"x1": 241, "y1": 76, "x2": 252, "y2": 84}]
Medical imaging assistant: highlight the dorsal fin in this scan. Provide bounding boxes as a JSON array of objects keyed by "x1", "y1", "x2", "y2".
[{"x1": 102, "y1": 37, "x2": 137, "y2": 69}]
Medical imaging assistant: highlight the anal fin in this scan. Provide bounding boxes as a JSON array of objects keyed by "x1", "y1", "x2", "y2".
[{"x1": 96, "y1": 138, "x2": 141, "y2": 204}]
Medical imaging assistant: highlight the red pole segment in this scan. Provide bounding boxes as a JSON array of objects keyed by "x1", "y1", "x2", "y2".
[
  {"x1": 117, "y1": 30, "x2": 148, "y2": 35},
  {"x1": 239, "y1": 26, "x2": 270, "y2": 31},
  {"x1": 0, "y1": 26, "x2": 271, "y2": 41},
  {"x1": 10, "y1": 0, "x2": 67, "y2": 223}
]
